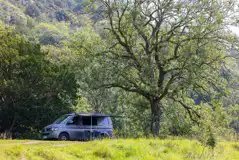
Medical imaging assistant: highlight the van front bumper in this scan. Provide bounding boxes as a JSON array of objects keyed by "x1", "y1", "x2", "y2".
[{"x1": 42, "y1": 131, "x2": 59, "y2": 140}]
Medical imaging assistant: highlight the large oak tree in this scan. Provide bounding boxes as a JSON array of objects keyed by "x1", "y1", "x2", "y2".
[{"x1": 99, "y1": 0, "x2": 238, "y2": 136}]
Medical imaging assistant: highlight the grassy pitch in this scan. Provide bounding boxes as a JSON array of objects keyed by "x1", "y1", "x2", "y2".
[{"x1": 0, "y1": 139, "x2": 238, "y2": 160}]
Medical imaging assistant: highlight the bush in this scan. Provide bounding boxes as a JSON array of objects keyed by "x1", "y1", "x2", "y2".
[
  {"x1": 25, "y1": 4, "x2": 41, "y2": 18},
  {"x1": 55, "y1": 11, "x2": 69, "y2": 22}
]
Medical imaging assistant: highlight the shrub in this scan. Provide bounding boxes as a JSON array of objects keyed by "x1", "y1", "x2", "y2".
[{"x1": 25, "y1": 4, "x2": 41, "y2": 18}]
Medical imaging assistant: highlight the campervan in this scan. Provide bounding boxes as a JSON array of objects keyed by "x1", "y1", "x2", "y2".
[{"x1": 42, "y1": 113, "x2": 113, "y2": 140}]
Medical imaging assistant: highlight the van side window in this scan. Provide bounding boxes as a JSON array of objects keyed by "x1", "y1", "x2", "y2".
[
  {"x1": 97, "y1": 117, "x2": 108, "y2": 126},
  {"x1": 67, "y1": 115, "x2": 80, "y2": 125},
  {"x1": 82, "y1": 116, "x2": 97, "y2": 126}
]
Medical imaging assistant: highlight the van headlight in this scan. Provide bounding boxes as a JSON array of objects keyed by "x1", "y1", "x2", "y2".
[{"x1": 51, "y1": 127, "x2": 59, "y2": 131}]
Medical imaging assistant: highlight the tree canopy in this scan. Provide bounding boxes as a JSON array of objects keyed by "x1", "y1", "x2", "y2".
[{"x1": 98, "y1": 0, "x2": 238, "y2": 136}]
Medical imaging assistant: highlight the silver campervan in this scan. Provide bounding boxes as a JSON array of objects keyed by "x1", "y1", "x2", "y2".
[{"x1": 42, "y1": 113, "x2": 113, "y2": 140}]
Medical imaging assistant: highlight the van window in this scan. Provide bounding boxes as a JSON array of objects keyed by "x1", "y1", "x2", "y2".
[
  {"x1": 67, "y1": 115, "x2": 80, "y2": 125},
  {"x1": 82, "y1": 116, "x2": 97, "y2": 126},
  {"x1": 97, "y1": 117, "x2": 109, "y2": 126},
  {"x1": 54, "y1": 115, "x2": 70, "y2": 124}
]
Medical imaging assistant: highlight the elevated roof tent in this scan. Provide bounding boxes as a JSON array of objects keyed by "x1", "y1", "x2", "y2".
[
  {"x1": 74, "y1": 112, "x2": 110, "y2": 117},
  {"x1": 71, "y1": 112, "x2": 127, "y2": 118}
]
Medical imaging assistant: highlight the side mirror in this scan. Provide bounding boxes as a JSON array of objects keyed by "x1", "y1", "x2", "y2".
[{"x1": 67, "y1": 120, "x2": 74, "y2": 125}]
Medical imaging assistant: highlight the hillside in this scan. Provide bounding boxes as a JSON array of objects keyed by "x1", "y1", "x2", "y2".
[
  {"x1": 0, "y1": 0, "x2": 102, "y2": 23},
  {"x1": 0, "y1": 0, "x2": 103, "y2": 45},
  {"x1": 0, "y1": 139, "x2": 239, "y2": 160}
]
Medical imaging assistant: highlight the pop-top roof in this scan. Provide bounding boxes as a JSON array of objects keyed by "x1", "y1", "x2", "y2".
[
  {"x1": 75, "y1": 112, "x2": 110, "y2": 117},
  {"x1": 68, "y1": 112, "x2": 127, "y2": 118}
]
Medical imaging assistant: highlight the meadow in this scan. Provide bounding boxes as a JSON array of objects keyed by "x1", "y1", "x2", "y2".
[{"x1": 0, "y1": 139, "x2": 238, "y2": 160}]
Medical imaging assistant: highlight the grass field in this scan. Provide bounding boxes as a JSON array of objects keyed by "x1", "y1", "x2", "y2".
[{"x1": 0, "y1": 139, "x2": 238, "y2": 160}]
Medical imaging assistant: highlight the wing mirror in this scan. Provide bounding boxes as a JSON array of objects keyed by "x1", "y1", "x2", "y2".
[{"x1": 67, "y1": 120, "x2": 74, "y2": 125}]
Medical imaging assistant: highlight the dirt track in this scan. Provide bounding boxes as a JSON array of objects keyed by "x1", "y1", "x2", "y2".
[{"x1": 0, "y1": 140, "x2": 82, "y2": 147}]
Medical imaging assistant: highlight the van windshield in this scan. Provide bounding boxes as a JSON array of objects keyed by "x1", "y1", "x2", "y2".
[{"x1": 53, "y1": 115, "x2": 70, "y2": 124}]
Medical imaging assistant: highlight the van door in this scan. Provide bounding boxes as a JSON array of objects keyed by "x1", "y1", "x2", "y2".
[
  {"x1": 81, "y1": 116, "x2": 98, "y2": 140},
  {"x1": 96, "y1": 117, "x2": 113, "y2": 137},
  {"x1": 65, "y1": 115, "x2": 83, "y2": 140}
]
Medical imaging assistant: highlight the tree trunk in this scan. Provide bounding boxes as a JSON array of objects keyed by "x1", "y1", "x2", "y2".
[
  {"x1": 3, "y1": 113, "x2": 16, "y2": 139},
  {"x1": 150, "y1": 98, "x2": 162, "y2": 137}
]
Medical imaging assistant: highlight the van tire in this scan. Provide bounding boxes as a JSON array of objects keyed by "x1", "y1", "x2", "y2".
[
  {"x1": 58, "y1": 133, "x2": 69, "y2": 141},
  {"x1": 98, "y1": 133, "x2": 109, "y2": 140}
]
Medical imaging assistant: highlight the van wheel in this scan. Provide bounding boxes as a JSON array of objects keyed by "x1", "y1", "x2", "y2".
[
  {"x1": 58, "y1": 133, "x2": 69, "y2": 141},
  {"x1": 98, "y1": 133, "x2": 109, "y2": 140}
]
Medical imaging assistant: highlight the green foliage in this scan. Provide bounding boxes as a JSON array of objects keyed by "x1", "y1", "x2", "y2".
[
  {"x1": 226, "y1": 105, "x2": 239, "y2": 136},
  {"x1": 0, "y1": 23, "x2": 77, "y2": 138},
  {"x1": 93, "y1": 0, "x2": 237, "y2": 136},
  {"x1": 25, "y1": 4, "x2": 41, "y2": 18},
  {"x1": 55, "y1": 11, "x2": 70, "y2": 22},
  {"x1": 206, "y1": 132, "x2": 216, "y2": 149},
  {"x1": 160, "y1": 101, "x2": 194, "y2": 137},
  {"x1": 0, "y1": 0, "x2": 27, "y2": 24},
  {"x1": 32, "y1": 22, "x2": 69, "y2": 45},
  {"x1": 0, "y1": 0, "x2": 104, "y2": 46}
]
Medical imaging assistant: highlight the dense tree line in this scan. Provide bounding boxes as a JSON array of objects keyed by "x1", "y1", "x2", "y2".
[{"x1": 0, "y1": 22, "x2": 77, "y2": 139}]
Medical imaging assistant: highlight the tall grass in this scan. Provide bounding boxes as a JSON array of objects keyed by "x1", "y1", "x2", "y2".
[{"x1": 0, "y1": 139, "x2": 238, "y2": 160}]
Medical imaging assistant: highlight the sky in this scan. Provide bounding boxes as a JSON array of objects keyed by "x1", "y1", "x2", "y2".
[{"x1": 230, "y1": 26, "x2": 239, "y2": 36}]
